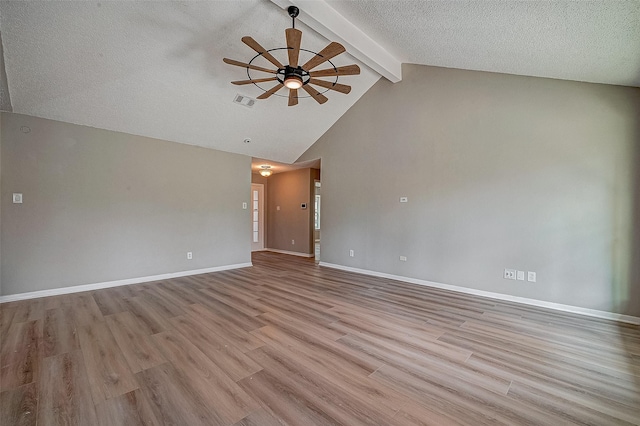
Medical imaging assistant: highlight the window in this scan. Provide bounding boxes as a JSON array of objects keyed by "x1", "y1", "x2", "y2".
[
  {"x1": 314, "y1": 194, "x2": 321, "y2": 230},
  {"x1": 253, "y1": 190, "x2": 259, "y2": 242}
]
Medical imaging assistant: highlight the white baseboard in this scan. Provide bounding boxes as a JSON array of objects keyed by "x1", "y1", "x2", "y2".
[
  {"x1": 0, "y1": 262, "x2": 253, "y2": 303},
  {"x1": 266, "y1": 248, "x2": 314, "y2": 258},
  {"x1": 319, "y1": 262, "x2": 640, "y2": 325}
]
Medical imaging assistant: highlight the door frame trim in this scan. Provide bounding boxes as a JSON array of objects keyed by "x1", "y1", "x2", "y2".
[{"x1": 251, "y1": 183, "x2": 265, "y2": 252}]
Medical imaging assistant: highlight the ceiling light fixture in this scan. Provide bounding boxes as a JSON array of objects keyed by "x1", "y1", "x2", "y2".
[
  {"x1": 283, "y1": 67, "x2": 303, "y2": 89},
  {"x1": 259, "y1": 165, "x2": 273, "y2": 177}
]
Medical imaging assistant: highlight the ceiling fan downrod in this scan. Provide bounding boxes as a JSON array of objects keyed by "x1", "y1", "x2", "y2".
[{"x1": 288, "y1": 6, "x2": 299, "y2": 29}]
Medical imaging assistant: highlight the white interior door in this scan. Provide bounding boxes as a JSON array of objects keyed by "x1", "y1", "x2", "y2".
[{"x1": 251, "y1": 183, "x2": 265, "y2": 251}]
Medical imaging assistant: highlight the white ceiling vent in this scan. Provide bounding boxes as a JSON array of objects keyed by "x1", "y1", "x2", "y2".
[{"x1": 233, "y1": 94, "x2": 256, "y2": 108}]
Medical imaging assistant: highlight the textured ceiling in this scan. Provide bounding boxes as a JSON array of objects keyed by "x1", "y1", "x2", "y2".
[
  {"x1": 326, "y1": 0, "x2": 640, "y2": 87},
  {"x1": 0, "y1": 1, "x2": 379, "y2": 163},
  {"x1": 1, "y1": 1, "x2": 638, "y2": 164},
  {"x1": 252, "y1": 157, "x2": 320, "y2": 175}
]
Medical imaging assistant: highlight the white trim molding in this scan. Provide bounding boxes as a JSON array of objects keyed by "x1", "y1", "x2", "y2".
[
  {"x1": 0, "y1": 262, "x2": 253, "y2": 303},
  {"x1": 319, "y1": 262, "x2": 640, "y2": 325},
  {"x1": 266, "y1": 248, "x2": 315, "y2": 258}
]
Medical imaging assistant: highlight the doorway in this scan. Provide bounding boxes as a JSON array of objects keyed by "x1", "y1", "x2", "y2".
[{"x1": 251, "y1": 183, "x2": 265, "y2": 251}]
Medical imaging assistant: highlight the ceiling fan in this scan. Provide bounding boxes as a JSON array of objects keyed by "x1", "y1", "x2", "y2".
[{"x1": 223, "y1": 6, "x2": 360, "y2": 106}]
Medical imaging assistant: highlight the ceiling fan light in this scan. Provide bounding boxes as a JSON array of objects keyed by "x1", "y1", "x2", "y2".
[{"x1": 284, "y1": 75, "x2": 303, "y2": 89}]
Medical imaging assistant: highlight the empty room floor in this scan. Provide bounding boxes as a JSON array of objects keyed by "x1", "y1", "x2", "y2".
[{"x1": 1, "y1": 251, "x2": 639, "y2": 425}]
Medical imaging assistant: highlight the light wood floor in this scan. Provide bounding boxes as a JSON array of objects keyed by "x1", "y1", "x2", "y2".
[{"x1": 1, "y1": 251, "x2": 639, "y2": 425}]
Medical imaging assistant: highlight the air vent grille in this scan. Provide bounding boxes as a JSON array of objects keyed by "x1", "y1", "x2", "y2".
[{"x1": 233, "y1": 94, "x2": 256, "y2": 108}]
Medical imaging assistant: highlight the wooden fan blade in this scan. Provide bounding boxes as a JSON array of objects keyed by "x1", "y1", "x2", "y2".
[
  {"x1": 288, "y1": 89, "x2": 298, "y2": 106},
  {"x1": 231, "y1": 77, "x2": 277, "y2": 85},
  {"x1": 223, "y1": 58, "x2": 276, "y2": 74},
  {"x1": 257, "y1": 83, "x2": 285, "y2": 100},
  {"x1": 286, "y1": 28, "x2": 302, "y2": 68},
  {"x1": 308, "y1": 78, "x2": 351, "y2": 94},
  {"x1": 301, "y1": 84, "x2": 328, "y2": 104},
  {"x1": 309, "y1": 64, "x2": 361, "y2": 77},
  {"x1": 302, "y1": 42, "x2": 346, "y2": 71},
  {"x1": 242, "y1": 36, "x2": 284, "y2": 69}
]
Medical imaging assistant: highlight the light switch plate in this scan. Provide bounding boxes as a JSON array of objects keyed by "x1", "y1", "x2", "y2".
[
  {"x1": 528, "y1": 271, "x2": 537, "y2": 282},
  {"x1": 13, "y1": 193, "x2": 23, "y2": 204},
  {"x1": 517, "y1": 270, "x2": 525, "y2": 280}
]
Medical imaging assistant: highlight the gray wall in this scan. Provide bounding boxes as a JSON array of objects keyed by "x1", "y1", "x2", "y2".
[
  {"x1": 1, "y1": 113, "x2": 251, "y2": 296},
  {"x1": 266, "y1": 168, "x2": 316, "y2": 254},
  {"x1": 0, "y1": 115, "x2": 3, "y2": 288},
  {"x1": 299, "y1": 64, "x2": 640, "y2": 316}
]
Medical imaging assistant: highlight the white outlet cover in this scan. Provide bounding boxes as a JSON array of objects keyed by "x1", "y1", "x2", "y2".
[
  {"x1": 13, "y1": 193, "x2": 23, "y2": 203},
  {"x1": 528, "y1": 271, "x2": 537, "y2": 282},
  {"x1": 400, "y1": 197, "x2": 408, "y2": 203},
  {"x1": 242, "y1": 202, "x2": 247, "y2": 209},
  {"x1": 517, "y1": 270, "x2": 525, "y2": 280},
  {"x1": 504, "y1": 269, "x2": 516, "y2": 280},
  {"x1": 349, "y1": 250, "x2": 354, "y2": 257},
  {"x1": 399, "y1": 256, "x2": 407, "y2": 261}
]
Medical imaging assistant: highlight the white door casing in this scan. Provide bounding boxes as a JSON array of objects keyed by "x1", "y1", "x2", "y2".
[{"x1": 251, "y1": 184, "x2": 265, "y2": 251}]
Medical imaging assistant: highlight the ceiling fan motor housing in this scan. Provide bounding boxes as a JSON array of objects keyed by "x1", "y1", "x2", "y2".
[{"x1": 281, "y1": 65, "x2": 307, "y2": 87}]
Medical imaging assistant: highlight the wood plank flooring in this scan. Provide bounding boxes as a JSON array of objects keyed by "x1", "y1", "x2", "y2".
[{"x1": 1, "y1": 251, "x2": 639, "y2": 425}]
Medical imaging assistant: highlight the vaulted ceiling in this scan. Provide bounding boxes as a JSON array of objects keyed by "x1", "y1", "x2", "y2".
[{"x1": 1, "y1": 1, "x2": 638, "y2": 164}]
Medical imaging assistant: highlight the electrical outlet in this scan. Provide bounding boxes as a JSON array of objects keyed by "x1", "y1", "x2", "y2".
[
  {"x1": 187, "y1": 252, "x2": 193, "y2": 260},
  {"x1": 13, "y1": 193, "x2": 23, "y2": 204},
  {"x1": 291, "y1": 240, "x2": 295, "y2": 245},
  {"x1": 528, "y1": 271, "x2": 537, "y2": 282},
  {"x1": 349, "y1": 249, "x2": 354, "y2": 257},
  {"x1": 242, "y1": 202, "x2": 247, "y2": 209},
  {"x1": 400, "y1": 197, "x2": 408, "y2": 203},
  {"x1": 517, "y1": 270, "x2": 525, "y2": 281},
  {"x1": 399, "y1": 256, "x2": 407, "y2": 261},
  {"x1": 504, "y1": 269, "x2": 516, "y2": 280}
]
